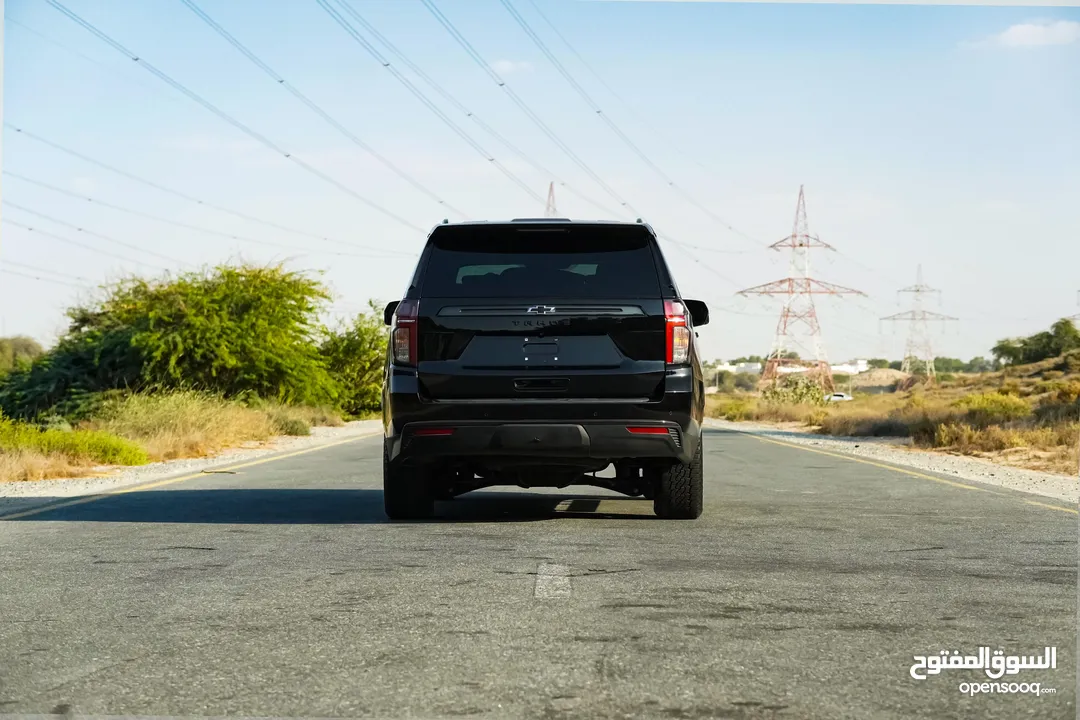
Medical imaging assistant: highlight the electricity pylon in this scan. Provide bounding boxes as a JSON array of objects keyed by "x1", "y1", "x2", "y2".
[
  {"x1": 881, "y1": 265, "x2": 957, "y2": 382},
  {"x1": 736, "y1": 185, "x2": 864, "y2": 394},
  {"x1": 544, "y1": 182, "x2": 558, "y2": 217}
]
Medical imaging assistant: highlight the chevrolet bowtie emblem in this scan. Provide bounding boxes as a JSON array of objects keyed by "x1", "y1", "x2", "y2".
[{"x1": 526, "y1": 305, "x2": 556, "y2": 314}]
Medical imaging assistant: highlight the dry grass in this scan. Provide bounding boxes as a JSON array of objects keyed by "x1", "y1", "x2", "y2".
[
  {"x1": 1, "y1": 412, "x2": 149, "y2": 482},
  {"x1": 0, "y1": 447, "x2": 89, "y2": 482},
  {"x1": 85, "y1": 391, "x2": 344, "y2": 462},
  {"x1": 1, "y1": 391, "x2": 347, "y2": 482},
  {"x1": 707, "y1": 356, "x2": 1080, "y2": 475},
  {"x1": 86, "y1": 392, "x2": 278, "y2": 461}
]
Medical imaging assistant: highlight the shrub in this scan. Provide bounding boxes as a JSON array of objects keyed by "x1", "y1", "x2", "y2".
[
  {"x1": 707, "y1": 396, "x2": 755, "y2": 421},
  {"x1": 0, "y1": 336, "x2": 44, "y2": 375},
  {"x1": 320, "y1": 301, "x2": 388, "y2": 416},
  {"x1": 0, "y1": 263, "x2": 339, "y2": 420},
  {"x1": 87, "y1": 391, "x2": 279, "y2": 461},
  {"x1": 954, "y1": 392, "x2": 1031, "y2": 427},
  {"x1": 733, "y1": 373, "x2": 758, "y2": 391},
  {"x1": 998, "y1": 380, "x2": 1022, "y2": 397},
  {"x1": 1061, "y1": 351, "x2": 1080, "y2": 375},
  {"x1": 1042, "y1": 370, "x2": 1065, "y2": 381},
  {"x1": 0, "y1": 411, "x2": 148, "y2": 470},
  {"x1": 274, "y1": 416, "x2": 311, "y2": 436},
  {"x1": 761, "y1": 374, "x2": 826, "y2": 406}
]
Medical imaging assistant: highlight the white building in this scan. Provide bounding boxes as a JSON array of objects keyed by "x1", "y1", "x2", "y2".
[
  {"x1": 715, "y1": 362, "x2": 763, "y2": 374},
  {"x1": 831, "y1": 359, "x2": 870, "y2": 375}
]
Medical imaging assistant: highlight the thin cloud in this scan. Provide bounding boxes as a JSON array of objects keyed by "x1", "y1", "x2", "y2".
[
  {"x1": 973, "y1": 19, "x2": 1080, "y2": 48},
  {"x1": 491, "y1": 59, "x2": 533, "y2": 75}
]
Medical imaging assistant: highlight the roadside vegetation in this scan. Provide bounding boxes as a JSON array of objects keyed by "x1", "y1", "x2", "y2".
[
  {"x1": 0, "y1": 263, "x2": 386, "y2": 481},
  {"x1": 707, "y1": 319, "x2": 1080, "y2": 475}
]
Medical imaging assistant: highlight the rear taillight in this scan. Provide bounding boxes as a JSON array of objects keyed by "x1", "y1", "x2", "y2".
[
  {"x1": 391, "y1": 299, "x2": 418, "y2": 365},
  {"x1": 626, "y1": 426, "x2": 669, "y2": 435},
  {"x1": 664, "y1": 300, "x2": 690, "y2": 364}
]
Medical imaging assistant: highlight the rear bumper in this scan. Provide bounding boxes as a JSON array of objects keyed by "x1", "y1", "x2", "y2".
[
  {"x1": 383, "y1": 365, "x2": 704, "y2": 465},
  {"x1": 389, "y1": 419, "x2": 695, "y2": 465}
]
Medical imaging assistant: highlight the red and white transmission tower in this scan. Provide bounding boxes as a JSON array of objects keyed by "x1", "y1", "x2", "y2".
[
  {"x1": 736, "y1": 185, "x2": 865, "y2": 393},
  {"x1": 544, "y1": 181, "x2": 559, "y2": 217},
  {"x1": 880, "y1": 265, "x2": 957, "y2": 383}
]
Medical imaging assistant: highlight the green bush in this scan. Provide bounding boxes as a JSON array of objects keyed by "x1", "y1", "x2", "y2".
[
  {"x1": 993, "y1": 318, "x2": 1080, "y2": 366},
  {"x1": 274, "y1": 416, "x2": 311, "y2": 436},
  {"x1": 761, "y1": 374, "x2": 827, "y2": 406},
  {"x1": 954, "y1": 392, "x2": 1031, "y2": 427},
  {"x1": 733, "y1": 373, "x2": 758, "y2": 391},
  {"x1": 0, "y1": 264, "x2": 339, "y2": 420},
  {"x1": 320, "y1": 301, "x2": 388, "y2": 416},
  {"x1": 1061, "y1": 351, "x2": 1080, "y2": 375},
  {"x1": 0, "y1": 336, "x2": 44, "y2": 375},
  {"x1": 0, "y1": 411, "x2": 148, "y2": 466}
]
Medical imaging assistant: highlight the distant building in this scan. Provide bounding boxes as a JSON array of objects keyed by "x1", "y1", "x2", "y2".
[
  {"x1": 715, "y1": 362, "x2": 762, "y2": 374},
  {"x1": 831, "y1": 359, "x2": 870, "y2": 375}
]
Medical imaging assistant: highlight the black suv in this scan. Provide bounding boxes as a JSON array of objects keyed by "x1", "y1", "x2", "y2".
[{"x1": 381, "y1": 218, "x2": 709, "y2": 520}]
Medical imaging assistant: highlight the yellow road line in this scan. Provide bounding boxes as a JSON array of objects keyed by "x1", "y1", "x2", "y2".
[
  {"x1": 744, "y1": 432, "x2": 1080, "y2": 513},
  {"x1": 0, "y1": 431, "x2": 382, "y2": 521},
  {"x1": 1023, "y1": 499, "x2": 1079, "y2": 515}
]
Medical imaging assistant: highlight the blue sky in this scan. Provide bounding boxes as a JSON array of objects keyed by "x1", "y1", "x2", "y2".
[{"x1": 3, "y1": 0, "x2": 1078, "y2": 363}]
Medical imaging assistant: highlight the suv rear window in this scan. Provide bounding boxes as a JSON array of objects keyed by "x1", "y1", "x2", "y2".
[{"x1": 420, "y1": 224, "x2": 662, "y2": 298}]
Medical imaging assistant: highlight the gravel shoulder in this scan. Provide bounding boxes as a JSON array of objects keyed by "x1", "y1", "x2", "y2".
[
  {"x1": 706, "y1": 418, "x2": 1079, "y2": 504},
  {"x1": 0, "y1": 419, "x2": 382, "y2": 516}
]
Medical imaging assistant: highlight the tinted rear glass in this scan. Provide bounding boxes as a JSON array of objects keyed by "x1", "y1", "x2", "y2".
[{"x1": 420, "y1": 224, "x2": 662, "y2": 298}]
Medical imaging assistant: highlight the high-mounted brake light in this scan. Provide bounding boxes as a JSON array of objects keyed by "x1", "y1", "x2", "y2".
[
  {"x1": 664, "y1": 300, "x2": 691, "y2": 365},
  {"x1": 392, "y1": 299, "x2": 419, "y2": 365}
]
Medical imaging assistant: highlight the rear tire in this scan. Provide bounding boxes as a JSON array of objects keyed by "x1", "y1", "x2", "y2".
[
  {"x1": 383, "y1": 445, "x2": 435, "y2": 520},
  {"x1": 653, "y1": 439, "x2": 703, "y2": 519}
]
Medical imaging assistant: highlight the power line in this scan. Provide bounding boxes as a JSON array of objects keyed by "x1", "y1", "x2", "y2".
[
  {"x1": 4, "y1": 124, "x2": 413, "y2": 256},
  {"x1": 410, "y1": 1, "x2": 759, "y2": 286},
  {"x1": 178, "y1": 0, "x2": 469, "y2": 221},
  {"x1": 43, "y1": 0, "x2": 428, "y2": 236},
  {"x1": 322, "y1": 1, "x2": 626, "y2": 219},
  {"x1": 2, "y1": 217, "x2": 169, "y2": 270},
  {"x1": 1, "y1": 260, "x2": 91, "y2": 284},
  {"x1": 516, "y1": 0, "x2": 733, "y2": 190},
  {"x1": 0, "y1": 267, "x2": 86, "y2": 289},
  {"x1": 418, "y1": 0, "x2": 639, "y2": 215},
  {"x1": 315, "y1": 0, "x2": 546, "y2": 207},
  {"x1": 498, "y1": 0, "x2": 766, "y2": 250},
  {"x1": 4, "y1": 171, "x2": 405, "y2": 259},
  {"x1": 4, "y1": 15, "x2": 164, "y2": 95}
]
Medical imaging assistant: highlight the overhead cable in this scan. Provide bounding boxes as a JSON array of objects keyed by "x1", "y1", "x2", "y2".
[
  {"x1": 4, "y1": 124, "x2": 413, "y2": 254},
  {"x1": 316, "y1": 0, "x2": 546, "y2": 206},
  {"x1": 179, "y1": 0, "x2": 468, "y2": 220},
  {"x1": 43, "y1": 0, "x2": 428, "y2": 235}
]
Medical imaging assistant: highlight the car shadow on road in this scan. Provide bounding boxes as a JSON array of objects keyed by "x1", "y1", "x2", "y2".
[{"x1": 3, "y1": 488, "x2": 658, "y2": 524}]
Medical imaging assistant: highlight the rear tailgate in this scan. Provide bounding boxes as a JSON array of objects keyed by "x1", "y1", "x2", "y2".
[{"x1": 414, "y1": 223, "x2": 667, "y2": 400}]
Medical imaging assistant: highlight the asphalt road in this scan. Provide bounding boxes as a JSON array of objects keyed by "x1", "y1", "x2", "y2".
[{"x1": 0, "y1": 428, "x2": 1075, "y2": 720}]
